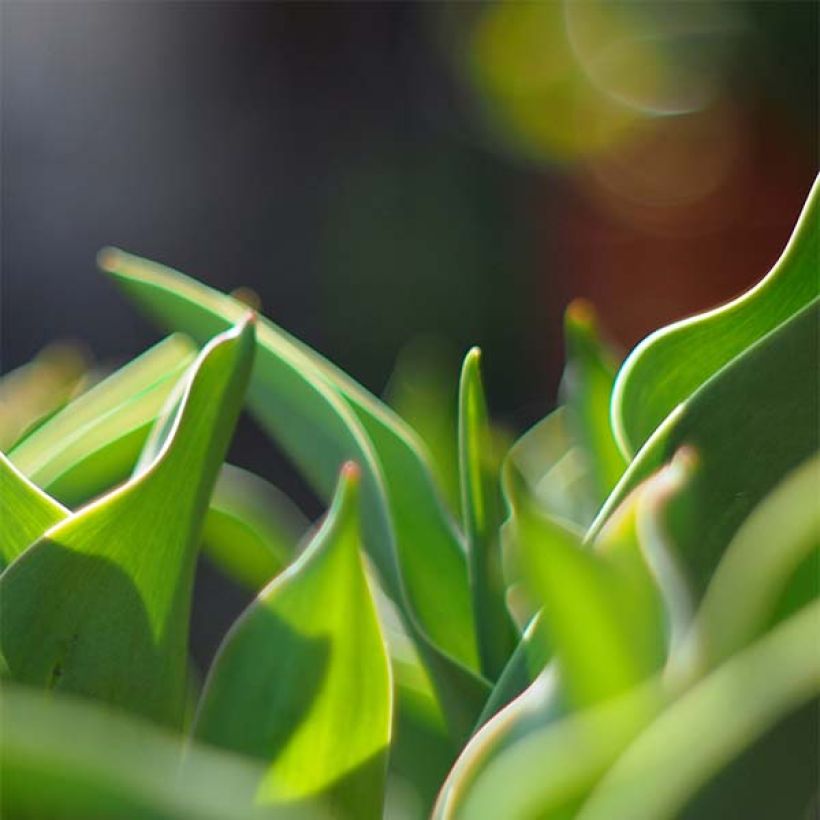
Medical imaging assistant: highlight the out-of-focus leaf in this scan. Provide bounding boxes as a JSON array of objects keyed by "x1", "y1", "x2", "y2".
[
  {"x1": 503, "y1": 407, "x2": 590, "y2": 529},
  {"x1": 385, "y1": 337, "x2": 461, "y2": 514},
  {"x1": 9, "y1": 334, "x2": 197, "y2": 506},
  {"x1": 512, "y1": 472, "x2": 665, "y2": 710},
  {"x1": 458, "y1": 348, "x2": 516, "y2": 680},
  {"x1": 681, "y1": 454, "x2": 820, "y2": 675},
  {"x1": 0, "y1": 320, "x2": 255, "y2": 728},
  {"x1": 452, "y1": 681, "x2": 664, "y2": 820},
  {"x1": 613, "y1": 174, "x2": 819, "y2": 456},
  {"x1": 202, "y1": 464, "x2": 309, "y2": 591},
  {"x1": 0, "y1": 342, "x2": 89, "y2": 450},
  {"x1": 100, "y1": 249, "x2": 488, "y2": 742},
  {"x1": 194, "y1": 464, "x2": 392, "y2": 819},
  {"x1": 437, "y1": 456, "x2": 696, "y2": 818},
  {"x1": 0, "y1": 685, "x2": 282, "y2": 820},
  {"x1": 591, "y1": 299, "x2": 819, "y2": 599},
  {"x1": 560, "y1": 300, "x2": 627, "y2": 511},
  {"x1": 578, "y1": 602, "x2": 820, "y2": 820},
  {"x1": 0, "y1": 452, "x2": 67, "y2": 570}
]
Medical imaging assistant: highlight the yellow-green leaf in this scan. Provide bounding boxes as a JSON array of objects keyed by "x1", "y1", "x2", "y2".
[
  {"x1": 458, "y1": 348, "x2": 516, "y2": 680},
  {"x1": 0, "y1": 320, "x2": 255, "y2": 728},
  {"x1": 194, "y1": 464, "x2": 392, "y2": 819}
]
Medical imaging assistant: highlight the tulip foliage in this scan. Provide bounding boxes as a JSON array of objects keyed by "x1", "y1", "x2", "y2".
[{"x1": 1, "y1": 177, "x2": 818, "y2": 819}]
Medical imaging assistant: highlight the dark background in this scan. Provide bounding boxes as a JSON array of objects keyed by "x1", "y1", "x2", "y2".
[{"x1": 2, "y1": 0, "x2": 817, "y2": 665}]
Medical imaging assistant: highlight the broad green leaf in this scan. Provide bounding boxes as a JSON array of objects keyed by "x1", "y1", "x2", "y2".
[
  {"x1": 613, "y1": 174, "x2": 819, "y2": 456},
  {"x1": 194, "y1": 464, "x2": 392, "y2": 819},
  {"x1": 0, "y1": 320, "x2": 255, "y2": 728},
  {"x1": 9, "y1": 334, "x2": 197, "y2": 506},
  {"x1": 0, "y1": 451, "x2": 68, "y2": 570},
  {"x1": 0, "y1": 685, "x2": 283, "y2": 820},
  {"x1": 100, "y1": 248, "x2": 487, "y2": 741},
  {"x1": 590, "y1": 299, "x2": 819, "y2": 599},
  {"x1": 680, "y1": 453, "x2": 820, "y2": 676},
  {"x1": 0, "y1": 342, "x2": 89, "y2": 450},
  {"x1": 201, "y1": 464, "x2": 309, "y2": 591},
  {"x1": 458, "y1": 348, "x2": 516, "y2": 680},
  {"x1": 578, "y1": 602, "x2": 820, "y2": 820},
  {"x1": 559, "y1": 300, "x2": 627, "y2": 511}
]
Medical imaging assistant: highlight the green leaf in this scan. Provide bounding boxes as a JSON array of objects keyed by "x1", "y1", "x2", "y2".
[
  {"x1": 100, "y1": 248, "x2": 488, "y2": 741},
  {"x1": 0, "y1": 685, "x2": 281, "y2": 820},
  {"x1": 513, "y1": 470, "x2": 667, "y2": 710},
  {"x1": 201, "y1": 464, "x2": 309, "y2": 591},
  {"x1": 680, "y1": 453, "x2": 820, "y2": 675},
  {"x1": 0, "y1": 451, "x2": 67, "y2": 571},
  {"x1": 9, "y1": 334, "x2": 197, "y2": 506},
  {"x1": 436, "y1": 456, "x2": 696, "y2": 818},
  {"x1": 458, "y1": 348, "x2": 516, "y2": 680},
  {"x1": 449, "y1": 680, "x2": 665, "y2": 820},
  {"x1": 560, "y1": 300, "x2": 627, "y2": 511},
  {"x1": 578, "y1": 602, "x2": 820, "y2": 820},
  {"x1": 0, "y1": 342, "x2": 89, "y2": 450},
  {"x1": 385, "y1": 337, "x2": 461, "y2": 514},
  {"x1": 193, "y1": 463, "x2": 392, "y2": 819},
  {"x1": 613, "y1": 174, "x2": 819, "y2": 456},
  {"x1": 0, "y1": 319, "x2": 255, "y2": 728},
  {"x1": 590, "y1": 299, "x2": 819, "y2": 599}
]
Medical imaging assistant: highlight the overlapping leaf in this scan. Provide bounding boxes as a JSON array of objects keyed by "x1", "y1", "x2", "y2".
[
  {"x1": 590, "y1": 299, "x2": 819, "y2": 598},
  {"x1": 578, "y1": 602, "x2": 820, "y2": 820},
  {"x1": 100, "y1": 248, "x2": 487, "y2": 741},
  {"x1": 435, "y1": 455, "x2": 695, "y2": 817},
  {"x1": 9, "y1": 334, "x2": 196, "y2": 506},
  {"x1": 0, "y1": 452, "x2": 67, "y2": 570},
  {"x1": 194, "y1": 464, "x2": 392, "y2": 819},
  {"x1": 1, "y1": 320, "x2": 255, "y2": 727}
]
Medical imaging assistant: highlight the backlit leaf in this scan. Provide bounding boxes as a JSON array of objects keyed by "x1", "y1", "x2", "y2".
[
  {"x1": 0, "y1": 320, "x2": 255, "y2": 728},
  {"x1": 458, "y1": 348, "x2": 516, "y2": 680},
  {"x1": 194, "y1": 464, "x2": 392, "y2": 819},
  {"x1": 612, "y1": 174, "x2": 819, "y2": 456},
  {"x1": 100, "y1": 248, "x2": 488, "y2": 741},
  {"x1": 0, "y1": 451, "x2": 67, "y2": 571}
]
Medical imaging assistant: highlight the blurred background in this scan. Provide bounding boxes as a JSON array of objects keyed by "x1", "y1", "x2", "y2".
[{"x1": 1, "y1": 0, "x2": 817, "y2": 665}]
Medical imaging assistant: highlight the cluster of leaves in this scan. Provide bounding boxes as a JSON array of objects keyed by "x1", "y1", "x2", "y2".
[{"x1": 1, "y1": 176, "x2": 817, "y2": 819}]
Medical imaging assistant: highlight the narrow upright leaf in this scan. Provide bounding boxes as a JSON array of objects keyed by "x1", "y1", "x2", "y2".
[
  {"x1": 194, "y1": 463, "x2": 392, "y2": 819},
  {"x1": 0, "y1": 320, "x2": 255, "y2": 728},
  {"x1": 0, "y1": 452, "x2": 67, "y2": 570},
  {"x1": 459, "y1": 348, "x2": 516, "y2": 680},
  {"x1": 560, "y1": 300, "x2": 627, "y2": 510}
]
